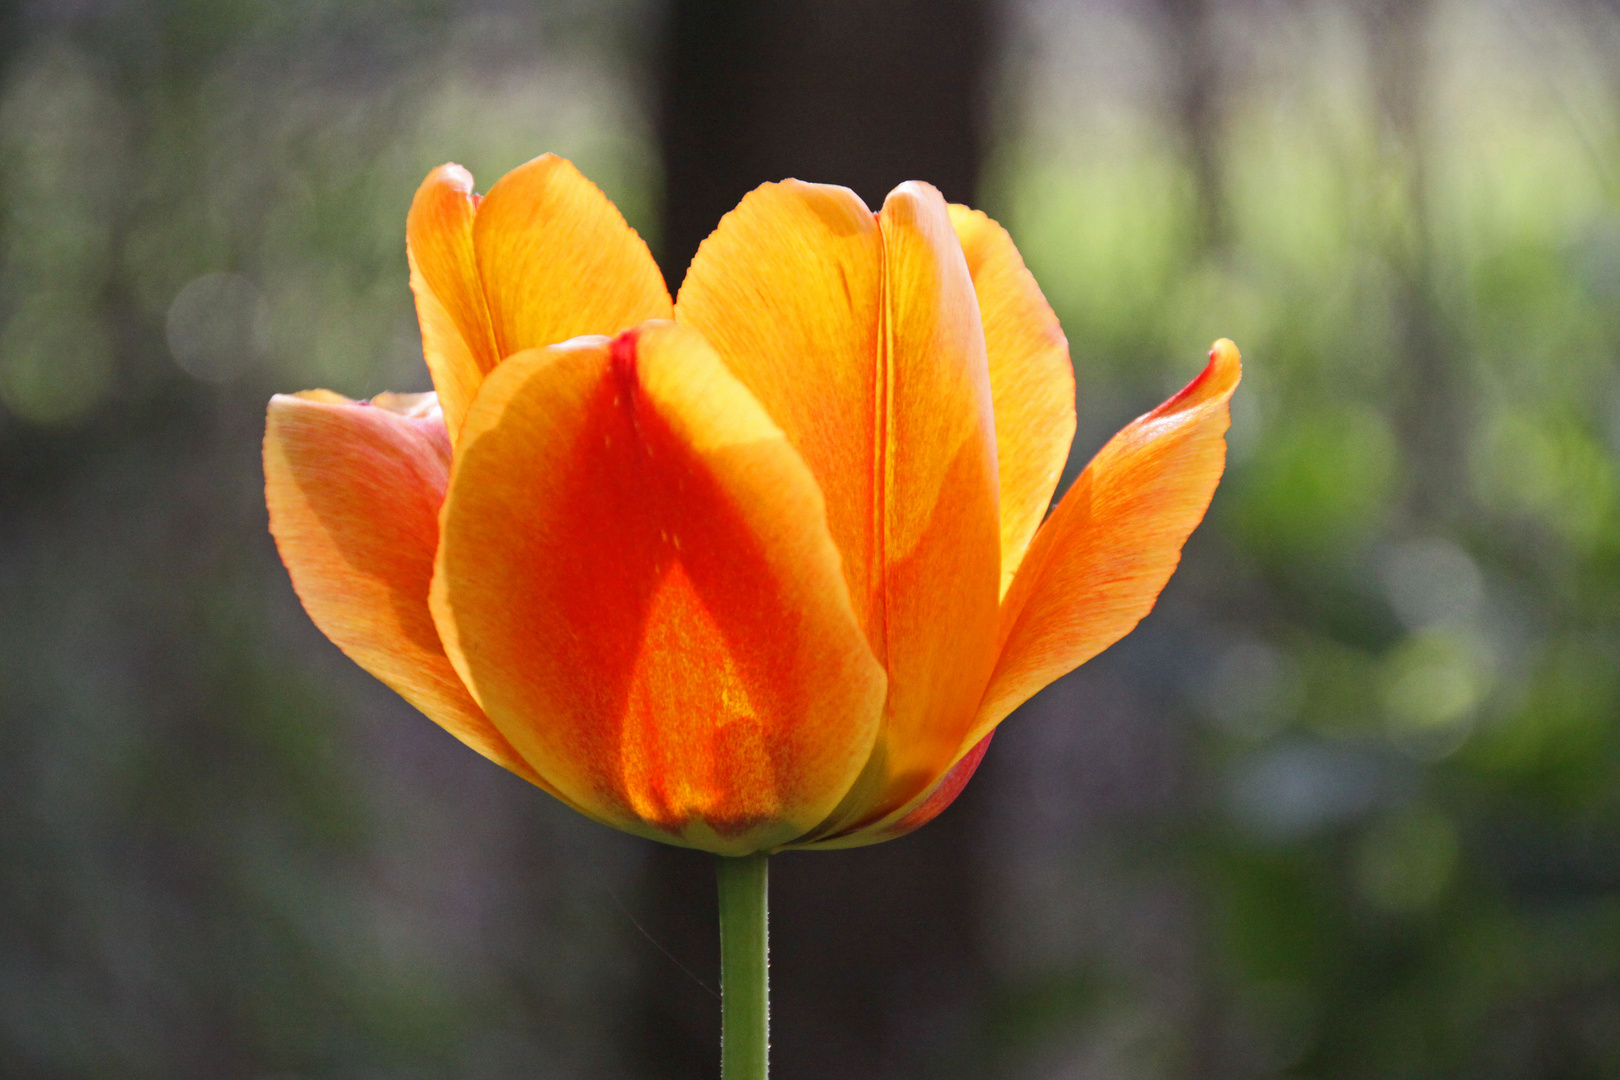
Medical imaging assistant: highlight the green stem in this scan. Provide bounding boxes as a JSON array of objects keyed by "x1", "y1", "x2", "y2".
[{"x1": 717, "y1": 852, "x2": 769, "y2": 1080}]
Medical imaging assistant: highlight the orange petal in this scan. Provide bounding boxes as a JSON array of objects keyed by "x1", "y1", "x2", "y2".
[
  {"x1": 407, "y1": 164, "x2": 499, "y2": 441},
  {"x1": 675, "y1": 180, "x2": 1002, "y2": 836},
  {"x1": 797, "y1": 731, "x2": 993, "y2": 850},
  {"x1": 950, "y1": 204, "x2": 1076, "y2": 596},
  {"x1": 829, "y1": 183, "x2": 1003, "y2": 831},
  {"x1": 474, "y1": 154, "x2": 671, "y2": 362},
  {"x1": 673, "y1": 179, "x2": 886, "y2": 635},
  {"x1": 263, "y1": 389, "x2": 551, "y2": 791},
  {"x1": 972, "y1": 339, "x2": 1242, "y2": 740},
  {"x1": 429, "y1": 322, "x2": 885, "y2": 854}
]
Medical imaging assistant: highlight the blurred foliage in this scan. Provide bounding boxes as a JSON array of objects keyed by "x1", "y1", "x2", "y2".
[
  {"x1": 0, "y1": 2, "x2": 656, "y2": 1076},
  {"x1": 2, "y1": 0, "x2": 1620, "y2": 1077},
  {"x1": 975, "y1": 1, "x2": 1620, "y2": 1077}
]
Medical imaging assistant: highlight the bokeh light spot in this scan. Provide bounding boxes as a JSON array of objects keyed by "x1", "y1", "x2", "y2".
[
  {"x1": 1380, "y1": 628, "x2": 1493, "y2": 760},
  {"x1": 1227, "y1": 741, "x2": 1386, "y2": 842},
  {"x1": 1201, "y1": 639, "x2": 1304, "y2": 740},
  {"x1": 1379, "y1": 537, "x2": 1484, "y2": 631},
  {"x1": 166, "y1": 272, "x2": 270, "y2": 384}
]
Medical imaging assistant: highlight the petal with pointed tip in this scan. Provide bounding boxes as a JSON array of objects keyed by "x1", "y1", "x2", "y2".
[
  {"x1": 973, "y1": 339, "x2": 1241, "y2": 739},
  {"x1": 818, "y1": 341, "x2": 1239, "y2": 843}
]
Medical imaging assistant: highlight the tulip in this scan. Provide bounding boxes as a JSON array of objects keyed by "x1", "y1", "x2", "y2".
[
  {"x1": 265, "y1": 153, "x2": 1238, "y2": 1077},
  {"x1": 265, "y1": 152, "x2": 1239, "y2": 855}
]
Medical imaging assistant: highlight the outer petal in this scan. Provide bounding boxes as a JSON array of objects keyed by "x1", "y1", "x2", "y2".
[
  {"x1": 263, "y1": 390, "x2": 549, "y2": 790},
  {"x1": 474, "y1": 154, "x2": 672, "y2": 361},
  {"x1": 797, "y1": 732, "x2": 993, "y2": 850},
  {"x1": 972, "y1": 339, "x2": 1242, "y2": 739},
  {"x1": 673, "y1": 179, "x2": 886, "y2": 635},
  {"x1": 814, "y1": 341, "x2": 1239, "y2": 844},
  {"x1": 429, "y1": 322, "x2": 886, "y2": 854},
  {"x1": 949, "y1": 204, "x2": 1076, "y2": 596},
  {"x1": 407, "y1": 164, "x2": 499, "y2": 441}
]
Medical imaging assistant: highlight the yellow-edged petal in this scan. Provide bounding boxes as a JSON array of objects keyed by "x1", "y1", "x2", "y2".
[
  {"x1": 950, "y1": 204, "x2": 1076, "y2": 596},
  {"x1": 428, "y1": 322, "x2": 886, "y2": 854},
  {"x1": 406, "y1": 165, "x2": 499, "y2": 441},
  {"x1": 474, "y1": 154, "x2": 672, "y2": 362},
  {"x1": 972, "y1": 339, "x2": 1241, "y2": 739},
  {"x1": 263, "y1": 389, "x2": 547, "y2": 789}
]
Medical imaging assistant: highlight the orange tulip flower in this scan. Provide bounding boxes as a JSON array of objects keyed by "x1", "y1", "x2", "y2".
[{"x1": 264, "y1": 154, "x2": 1239, "y2": 856}]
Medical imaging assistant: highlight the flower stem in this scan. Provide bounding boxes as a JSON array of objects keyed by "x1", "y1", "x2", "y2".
[{"x1": 717, "y1": 852, "x2": 769, "y2": 1080}]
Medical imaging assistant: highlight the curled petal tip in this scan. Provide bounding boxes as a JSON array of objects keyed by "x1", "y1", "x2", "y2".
[
  {"x1": 1154, "y1": 338, "x2": 1242, "y2": 420},
  {"x1": 1206, "y1": 338, "x2": 1242, "y2": 386},
  {"x1": 964, "y1": 333, "x2": 1241, "y2": 747}
]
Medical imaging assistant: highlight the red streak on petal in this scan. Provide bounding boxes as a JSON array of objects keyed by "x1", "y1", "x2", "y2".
[{"x1": 611, "y1": 327, "x2": 643, "y2": 421}]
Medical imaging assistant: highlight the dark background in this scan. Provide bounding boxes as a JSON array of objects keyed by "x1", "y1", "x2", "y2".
[{"x1": 4, "y1": 1, "x2": 1620, "y2": 1077}]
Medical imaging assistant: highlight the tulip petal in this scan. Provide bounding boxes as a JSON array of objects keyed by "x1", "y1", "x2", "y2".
[
  {"x1": 263, "y1": 390, "x2": 551, "y2": 790},
  {"x1": 816, "y1": 342, "x2": 1238, "y2": 843},
  {"x1": 430, "y1": 322, "x2": 886, "y2": 854},
  {"x1": 407, "y1": 164, "x2": 499, "y2": 441},
  {"x1": 972, "y1": 339, "x2": 1241, "y2": 740},
  {"x1": 950, "y1": 204, "x2": 1076, "y2": 595},
  {"x1": 828, "y1": 183, "x2": 1004, "y2": 831},
  {"x1": 673, "y1": 179, "x2": 887, "y2": 635},
  {"x1": 474, "y1": 154, "x2": 672, "y2": 362},
  {"x1": 798, "y1": 731, "x2": 993, "y2": 850},
  {"x1": 675, "y1": 181, "x2": 1003, "y2": 835}
]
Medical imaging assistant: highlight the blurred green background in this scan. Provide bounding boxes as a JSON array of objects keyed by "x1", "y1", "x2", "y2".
[{"x1": 3, "y1": 1, "x2": 1619, "y2": 1077}]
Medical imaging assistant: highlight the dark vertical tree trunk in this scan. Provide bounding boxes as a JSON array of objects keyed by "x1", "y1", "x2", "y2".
[
  {"x1": 656, "y1": 0, "x2": 990, "y2": 281},
  {"x1": 641, "y1": 4, "x2": 993, "y2": 1077}
]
